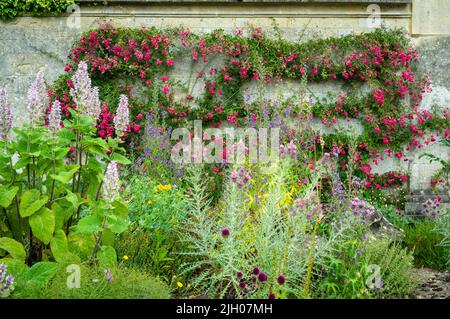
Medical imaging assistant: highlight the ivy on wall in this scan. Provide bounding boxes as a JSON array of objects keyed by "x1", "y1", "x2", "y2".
[
  {"x1": 0, "y1": 0, "x2": 74, "y2": 20},
  {"x1": 49, "y1": 23, "x2": 449, "y2": 190}
]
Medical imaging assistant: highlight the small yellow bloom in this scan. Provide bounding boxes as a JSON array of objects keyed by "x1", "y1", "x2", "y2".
[
  {"x1": 147, "y1": 200, "x2": 153, "y2": 205},
  {"x1": 123, "y1": 255, "x2": 129, "y2": 261},
  {"x1": 157, "y1": 184, "x2": 172, "y2": 191},
  {"x1": 177, "y1": 281, "x2": 183, "y2": 288}
]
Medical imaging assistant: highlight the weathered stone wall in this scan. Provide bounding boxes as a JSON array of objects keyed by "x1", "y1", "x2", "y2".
[{"x1": 0, "y1": 0, "x2": 448, "y2": 193}]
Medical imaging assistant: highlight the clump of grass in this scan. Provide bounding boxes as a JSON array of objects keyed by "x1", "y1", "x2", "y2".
[{"x1": 11, "y1": 264, "x2": 170, "y2": 299}]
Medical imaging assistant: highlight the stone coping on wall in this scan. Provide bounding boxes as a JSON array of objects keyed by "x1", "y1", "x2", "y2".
[{"x1": 76, "y1": 0, "x2": 412, "y2": 3}]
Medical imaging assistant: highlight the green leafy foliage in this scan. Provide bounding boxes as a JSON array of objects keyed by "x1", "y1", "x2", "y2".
[
  {"x1": 403, "y1": 219, "x2": 448, "y2": 270},
  {"x1": 1, "y1": 87, "x2": 130, "y2": 278},
  {"x1": 0, "y1": 0, "x2": 74, "y2": 20},
  {"x1": 0, "y1": 237, "x2": 26, "y2": 261}
]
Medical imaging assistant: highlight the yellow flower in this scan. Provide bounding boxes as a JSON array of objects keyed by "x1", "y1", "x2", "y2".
[
  {"x1": 177, "y1": 281, "x2": 183, "y2": 288},
  {"x1": 157, "y1": 184, "x2": 172, "y2": 191},
  {"x1": 147, "y1": 199, "x2": 153, "y2": 205},
  {"x1": 123, "y1": 255, "x2": 129, "y2": 261}
]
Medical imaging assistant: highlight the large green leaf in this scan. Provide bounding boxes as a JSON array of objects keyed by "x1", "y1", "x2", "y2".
[
  {"x1": 50, "y1": 165, "x2": 80, "y2": 184},
  {"x1": 112, "y1": 200, "x2": 128, "y2": 218},
  {"x1": 111, "y1": 153, "x2": 131, "y2": 165},
  {"x1": 0, "y1": 258, "x2": 28, "y2": 277},
  {"x1": 29, "y1": 208, "x2": 55, "y2": 245},
  {"x1": 68, "y1": 232, "x2": 95, "y2": 260},
  {"x1": 65, "y1": 190, "x2": 80, "y2": 210},
  {"x1": 13, "y1": 156, "x2": 31, "y2": 170},
  {"x1": 19, "y1": 189, "x2": 48, "y2": 217},
  {"x1": 0, "y1": 185, "x2": 18, "y2": 208},
  {"x1": 16, "y1": 262, "x2": 60, "y2": 290},
  {"x1": 0, "y1": 237, "x2": 26, "y2": 261},
  {"x1": 50, "y1": 230, "x2": 80, "y2": 264},
  {"x1": 106, "y1": 214, "x2": 129, "y2": 234},
  {"x1": 101, "y1": 228, "x2": 115, "y2": 246},
  {"x1": 74, "y1": 215, "x2": 103, "y2": 234},
  {"x1": 52, "y1": 197, "x2": 77, "y2": 230},
  {"x1": 97, "y1": 245, "x2": 117, "y2": 269}
]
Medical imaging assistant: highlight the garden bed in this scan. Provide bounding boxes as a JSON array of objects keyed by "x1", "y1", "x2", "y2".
[{"x1": 0, "y1": 24, "x2": 448, "y2": 300}]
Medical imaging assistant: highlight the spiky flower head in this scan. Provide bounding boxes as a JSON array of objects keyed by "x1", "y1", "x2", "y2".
[
  {"x1": 48, "y1": 100, "x2": 62, "y2": 134},
  {"x1": 113, "y1": 95, "x2": 129, "y2": 138},
  {"x1": 27, "y1": 69, "x2": 48, "y2": 127},
  {"x1": 103, "y1": 161, "x2": 119, "y2": 203},
  {"x1": 69, "y1": 61, "x2": 101, "y2": 120},
  {"x1": 0, "y1": 87, "x2": 13, "y2": 140}
]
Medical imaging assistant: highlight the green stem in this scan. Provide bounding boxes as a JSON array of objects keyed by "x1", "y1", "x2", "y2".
[
  {"x1": 90, "y1": 215, "x2": 107, "y2": 264},
  {"x1": 50, "y1": 138, "x2": 57, "y2": 202},
  {"x1": 9, "y1": 158, "x2": 22, "y2": 241},
  {"x1": 304, "y1": 216, "x2": 320, "y2": 299},
  {"x1": 32, "y1": 156, "x2": 36, "y2": 189}
]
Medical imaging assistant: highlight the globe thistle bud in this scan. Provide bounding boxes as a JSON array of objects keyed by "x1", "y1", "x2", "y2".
[
  {"x1": 113, "y1": 95, "x2": 129, "y2": 138},
  {"x1": 0, "y1": 87, "x2": 13, "y2": 140},
  {"x1": 27, "y1": 69, "x2": 48, "y2": 127},
  {"x1": 48, "y1": 100, "x2": 62, "y2": 134},
  {"x1": 103, "y1": 161, "x2": 119, "y2": 203}
]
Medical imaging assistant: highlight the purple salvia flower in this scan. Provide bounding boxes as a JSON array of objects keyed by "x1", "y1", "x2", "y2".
[
  {"x1": 87, "y1": 86, "x2": 101, "y2": 120},
  {"x1": 48, "y1": 100, "x2": 62, "y2": 134},
  {"x1": 70, "y1": 61, "x2": 101, "y2": 119},
  {"x1": 27, "y1": 69, "x2": 48, "y2": 126},
  {"x1": 0, "y1": 87, "x2": 13, "y2": 140},
  {"x1": 5, "y1": 275, "x2": 14, "y2": 288},
  {"x1": 104, "y1": 269, "x2": 113, "y2": 283},
  {"x1": 375, "y1": 278, "x2": 384, "y2": 289},
  {"x1": 114, "y1": 94, "x2": 129, "y2": 138},
  {"x1": 103, "y1": 161, "x2": 119, "y2": 203}
]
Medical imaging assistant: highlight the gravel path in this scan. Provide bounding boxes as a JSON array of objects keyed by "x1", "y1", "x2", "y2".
[{"x1": 410, "y1": 268, "x2": 450, "y2": 299}]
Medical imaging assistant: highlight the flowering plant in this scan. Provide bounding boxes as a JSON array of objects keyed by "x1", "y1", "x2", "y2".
[{"x1": 0, "y1": 66, "x2": 130, "y2": 276}]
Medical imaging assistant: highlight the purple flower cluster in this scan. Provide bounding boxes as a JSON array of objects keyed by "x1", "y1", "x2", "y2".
[
  {"x1": 27, "y1": 69, "x2": 48, "y2": 127},
  {"x1": 48, "y1": 100, "x2": 62, "y2": 134},
  {"x1": 351, "y1": 197, "x2": 376, "y2": 217},
  {"x1": 113, "y1": 94, "x2": 130, "y2": 138},
  {"x1": 69, "y1": 61, "x2": 101, "y2": 119},
  {"x1": 230, "y1": 166, "x2": 252, "y2": 189},
  {"x1": 279, "y1": 140, "x2": 298, "y2": 159},
  {"x1": 236, "y1": 267, "x2": 285, "y2": 299},
  {"x1": 103, "y1": 161, "x2": 120, "y2": 203},
  {"x1": 0, "y1": 87, "x2": 13, "y2": 140},
  {"x1": 331, "y1": 173, "x2": 347, "y2": 203},
  {"x1": 421, "y1": 197, "x2": 442, "y2": 217},
  {"x1": 0, "y1": 264, "x2": 15, "y2": 297},
  {"x1": 104, "y1": 269, "x2": 113, "y2": 283}
]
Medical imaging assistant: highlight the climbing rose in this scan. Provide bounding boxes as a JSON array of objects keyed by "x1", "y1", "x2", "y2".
[
  {"x1": 113, "y1": 95, "x2": 129, "y2": 138},
  {"x1": 0, "y1": 87, "x2": 13, "y2": 140}
]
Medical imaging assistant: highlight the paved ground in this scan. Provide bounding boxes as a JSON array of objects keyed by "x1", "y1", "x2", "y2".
[{"x1": 410, "y1": 268, "x2": 450, "y2": 299}]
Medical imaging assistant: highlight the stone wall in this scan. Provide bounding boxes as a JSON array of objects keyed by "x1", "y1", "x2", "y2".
[{"x1": 0, "y1": 0, "x2": 448, "y2": 194}]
